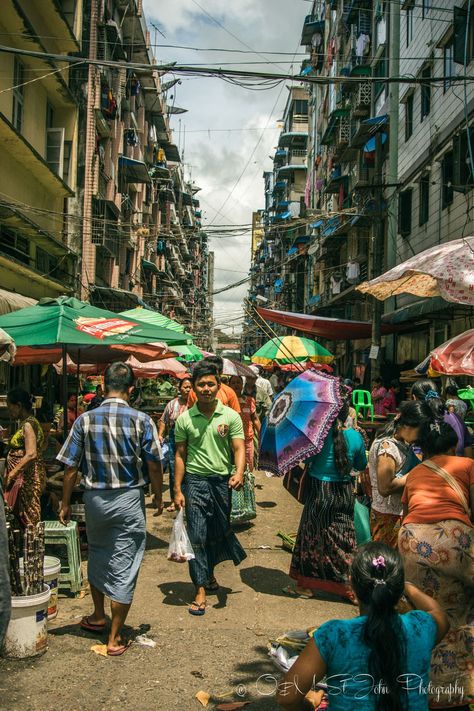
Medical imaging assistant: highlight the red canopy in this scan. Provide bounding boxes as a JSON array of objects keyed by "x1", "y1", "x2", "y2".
[{"x1": 256, "y1": 307, "x2": 399, "y2": 340}]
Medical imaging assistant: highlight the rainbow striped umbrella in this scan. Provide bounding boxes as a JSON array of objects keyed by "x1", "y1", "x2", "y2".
[{"x1": 251, "y1": 336, "x2": 334, "y2": 366}]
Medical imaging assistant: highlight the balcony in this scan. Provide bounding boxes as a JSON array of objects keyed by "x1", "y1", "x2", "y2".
[
  {"x1": 274, "y1": 148, "x2": 287, "y2": 165},
  {"x1": 0, "y1": 111, "x2": 73, "y2": 197},
  {"x1": 278, "y1": 129, "x2": 308, "y2": 148},
  {"x1": 301, "y1": 15, "x2": 325, "y2": 46},
  {"x1": 321, "y1": 109, "x2": 350, "y2": 146},
  {"x1": 325, "y1": 172, "x2": 349, "y2": 195}
]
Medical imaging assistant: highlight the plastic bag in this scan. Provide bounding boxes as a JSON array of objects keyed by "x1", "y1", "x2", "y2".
[{"x1": 167, "y1": 509, "x2": 195, "y2": 563}]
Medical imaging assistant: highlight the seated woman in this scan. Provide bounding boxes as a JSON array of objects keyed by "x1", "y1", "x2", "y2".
[
  {"x1": 368, "y1": 401, "x2": 426, "y2": 548},
  {"x1": 286, "y1": 399, "x2": 367, "y2": 603},
  {"x1": 399, "y1": 422, "x2": 474, "y2": 710},
  {"x1": 4, "y1": 388, "x2": 46, "y2": 528},
  {"x1": 277, "y1": 542, "x2": 449, "y2": 710}
]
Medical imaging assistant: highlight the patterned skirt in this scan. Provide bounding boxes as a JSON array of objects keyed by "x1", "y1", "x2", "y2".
[
  {"x1": 289, "y1": 478, "x2": 355, "y2": 599},
  {"x1": 399, "y1": 521, "x2": 474, "y2": 708},
  {"x1": 5, "y1": 450, "x2": 46, "y2": 528},
  {"x1": 370, "y1": 508, "x2": 401, "y2": 548}
]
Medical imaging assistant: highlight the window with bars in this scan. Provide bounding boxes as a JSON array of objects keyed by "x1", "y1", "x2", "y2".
[
  {"x1": 443, "y1": 41, "x2": 455, "y2": 92},
  {"x1": 398, "y1": 189, "x2": 412, "y2": 237}
]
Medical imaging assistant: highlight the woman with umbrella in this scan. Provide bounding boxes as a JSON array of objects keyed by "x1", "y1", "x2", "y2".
[{"x1": 285, "y1": 394, "x2": 368, "y2": 602}]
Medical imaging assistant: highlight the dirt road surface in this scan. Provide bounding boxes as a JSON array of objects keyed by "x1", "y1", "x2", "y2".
[{"x1": 0, "y1": 475, "x2": 354, "y2": 711}]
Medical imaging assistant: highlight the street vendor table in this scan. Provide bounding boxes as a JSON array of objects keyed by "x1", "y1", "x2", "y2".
[{"x1": 358, "y1": 417, "x2": 389, "y2": 445}]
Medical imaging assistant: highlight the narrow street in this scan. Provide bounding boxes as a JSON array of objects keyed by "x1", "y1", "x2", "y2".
[{"x1": 0, "y1": 475, "x2": 353, "y2": 711}]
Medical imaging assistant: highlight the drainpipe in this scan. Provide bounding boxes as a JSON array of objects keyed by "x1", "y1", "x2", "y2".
[{"x1": 81, "y1": 0, "x2": 98, "y2": 300}]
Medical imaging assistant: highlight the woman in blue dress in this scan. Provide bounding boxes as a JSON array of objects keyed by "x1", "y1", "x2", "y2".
[{"x1": 277, "y1": 542, "x2": 449, "y2": 711}]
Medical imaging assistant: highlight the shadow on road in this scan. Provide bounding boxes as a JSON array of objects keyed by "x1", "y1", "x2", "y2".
[
  {"x1": 240, "y1": 565, "x2": 290, "y2": 597},
  {"x1": 256, "y1": 501, "x2": 277, "y2": 508},
  {"x1": 230, "y1": 644, "x2": 283, "y2": 709},
  {"x1": 146, "y1": 531, "x2": 169, "y2": 550}
]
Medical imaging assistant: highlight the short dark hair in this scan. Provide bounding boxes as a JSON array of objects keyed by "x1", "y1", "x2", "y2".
[
  {"x1": 7, "y1": 388, "x2": 33, "y2": 412},
  {"x1": 444, "y1": 385, "x2": 458, "y2": 397},
  {"x1": 104, "y1": 362, "x2": 134, "y2": 393},
  {"x1": 192, "y1": 361, "x2": 220, "y2": 385},
  {"x1": 204, "y1": 355, "x2": 223, "y2": 374}
]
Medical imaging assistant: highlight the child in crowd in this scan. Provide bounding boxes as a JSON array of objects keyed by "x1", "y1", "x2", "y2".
[
  {"x1": 229, "y1": 375, "x2": 260, "y2": 471},
  {"x1": 277, "y1": 542, "x2": 449, "y2": 711}
]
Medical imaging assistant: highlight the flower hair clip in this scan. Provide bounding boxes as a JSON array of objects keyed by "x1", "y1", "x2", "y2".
[
  {"x1": 372, "y1": 555, "x2": 386, "y2": 571},
  {"x1": 425, "y1": 390, "x2": 439, "y2": 401}
]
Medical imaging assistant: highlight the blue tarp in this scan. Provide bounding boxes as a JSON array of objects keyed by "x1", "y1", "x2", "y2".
[
  {"x1": 274, "y1": 278, "x2": 283, "y2": 294},
  {"x1": 363, "y1": 114, "x2": 388, "y2": 127},
  {"x1": 322, "y1": 216, "x2": 341, "y2": 237},
  {"x1": 287, "y1": 247, "x2": 298, "y2": 256},
  {"x1": 310, "y1": 219, "x2": 324, "y2": 229},
  {"x1": 364, "y1": 132, "x2": 388, "y2": 153},
  {"x1": 278, "y1": 210, "x2": 292, "y2": 220}
]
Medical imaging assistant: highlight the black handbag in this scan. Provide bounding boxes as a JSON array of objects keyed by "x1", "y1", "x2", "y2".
[{"x1": 283, "y1": 462, "x2": 309, "y2": 504}]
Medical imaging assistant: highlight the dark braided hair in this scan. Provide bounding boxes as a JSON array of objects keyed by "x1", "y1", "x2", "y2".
[
  {"x1": 351, "y1": 543, "x2": 407, "y2": 711},
  {"x1": 333, "y1": 400, "x2": 351, "y2": 476}
]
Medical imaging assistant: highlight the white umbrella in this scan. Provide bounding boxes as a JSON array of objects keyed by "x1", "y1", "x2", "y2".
[{"x1": 357, "y1": 236, "x2": 474, "y2": 305}]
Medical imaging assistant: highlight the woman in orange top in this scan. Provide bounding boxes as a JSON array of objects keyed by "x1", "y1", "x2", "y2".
[
  {"x1": 228, "y1": 376, "x2": 260, "y2": 471},
  {"x1": 399, "y1": 421, "x2": 474, "y2": 709}
]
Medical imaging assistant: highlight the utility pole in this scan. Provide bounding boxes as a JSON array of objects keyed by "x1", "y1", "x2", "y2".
[{"x1": 385, "y1": 0, "x2": 401, "y2": 362}]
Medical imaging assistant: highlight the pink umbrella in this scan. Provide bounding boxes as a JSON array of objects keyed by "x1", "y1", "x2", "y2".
[{"x1": 357, "y1": 237, "x2": 474, "y2": 305}]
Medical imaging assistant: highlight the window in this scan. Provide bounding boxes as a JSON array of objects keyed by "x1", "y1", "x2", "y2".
[
  {"x1": 0, "y1": 227, "x2": 30, "y2": 265},
  {"x1": 419, "y1": 174, "x2": 430, "y2": 226},
  {"x1": 293, "y1": 100, "x2": 309, "y2": 117},
  {"x1": 12, "y1": 58, "x2": 24, "y2": 132},
  {"x1": 443, "y1": 41, "x2": 455, "y2": 91},
  {"x1": 453, "y1": 127, "x2": 474, "y2": 191},
  {"x1": 398, "y1": 189, "x2": 412, "y2": 237},
  {"x1": 405, "y1": 93, "x2": 414, "y2": 141},
  {"x1": 420, "y1": 65, "x2": 431, "y2": 121},
  {"x1": 422, "y1": 0, "x2": 431, "y2": 19},
  {"x1": 442, "y1": 150, "x2": 454, "y2": 208},
  {"x1": 453, "y1": 4, "x2": 474, "y2": 64},
  {"x1": 36, "y1": 247, "x2": 59, "y2": 277},
  {"x1": 374, "y1": 49, "x2": 388, "y2": 101},
  {"x1": 63, "y1": 140, "x2": 72, "y2": 185},
  {"x1": 406, "y1": 3, "x2": 414, "y2": 46}
]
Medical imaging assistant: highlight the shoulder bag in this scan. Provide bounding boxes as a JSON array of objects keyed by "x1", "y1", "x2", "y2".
[
  {"x1": 282, "y1": 462, "x2": 309, "y2": 504},
  {"x1": 423, "y1": 459, "x2": 471, "y2": 517}
]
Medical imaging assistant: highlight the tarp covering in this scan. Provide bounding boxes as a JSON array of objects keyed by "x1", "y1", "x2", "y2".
[{"x1": 256, "y1": 307, "x2": 400, "y2": 340}]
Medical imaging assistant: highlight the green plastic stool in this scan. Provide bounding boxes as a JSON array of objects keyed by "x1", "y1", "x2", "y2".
[
  {"x1": 352, "y1": 389, "x2": 375, "y2": 421},
  {"x1": 44, "y1": 520, "x2": 83, "y2": 594}
]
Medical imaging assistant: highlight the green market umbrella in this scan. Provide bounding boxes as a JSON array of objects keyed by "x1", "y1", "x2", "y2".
[
  {"x1": 251, "y1": 335, "x2": 334, "y2": 366},
  {"x1": 0, "y1": 297, "x2": 189, "y2": 349},
  {"x1": 173, "y1": 344, "x2": 204, "y2": 362},
  {"x1": 119, "y1": 307, "x2": 193, "y2": 341}
]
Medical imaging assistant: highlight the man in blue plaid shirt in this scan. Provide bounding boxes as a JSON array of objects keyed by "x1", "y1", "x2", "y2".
[{"x1": 58, "y1": 362, "x2": 163, "y2": 656}]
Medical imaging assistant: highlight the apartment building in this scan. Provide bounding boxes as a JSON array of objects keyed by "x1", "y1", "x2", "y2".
[
  {"x1": 0, "y1": 0, "x2": 81, "y2": 307},
  {"x1": 244, "y1": 0, "x2": 473, "y2": 373},
  {"x1": 244, "y1": 86, "x2": 310, "y2": 354}
]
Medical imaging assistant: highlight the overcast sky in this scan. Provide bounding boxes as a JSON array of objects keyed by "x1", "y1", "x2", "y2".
[{"x1": 143, "y1": 0, "x2": 309, "y2": 336}]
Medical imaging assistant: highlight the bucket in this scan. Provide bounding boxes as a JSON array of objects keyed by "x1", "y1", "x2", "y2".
[
  {"x1": 19, "y1": 556, "x2": 61, "y2": 620},
  {"x1": 3, "y1": 585, "x2": 51, "y2": 659}
]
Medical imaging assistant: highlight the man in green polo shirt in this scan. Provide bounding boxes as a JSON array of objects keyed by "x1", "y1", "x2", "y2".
[{"x1": 174, "y1": 361, "x2": 247, "y2": 616}]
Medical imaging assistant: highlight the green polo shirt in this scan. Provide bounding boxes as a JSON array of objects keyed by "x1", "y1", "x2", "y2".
[{"x1": 174, "y1": 400, "x2": 244, "y2": 477}]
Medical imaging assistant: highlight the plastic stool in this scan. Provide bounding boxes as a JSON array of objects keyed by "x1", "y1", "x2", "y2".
[
  {"x1": 352, "y1": 389, "x2": 375, "y2": 421},
  {"x1": 44, "y1": 520, "x2": 82, "y2": 594}
]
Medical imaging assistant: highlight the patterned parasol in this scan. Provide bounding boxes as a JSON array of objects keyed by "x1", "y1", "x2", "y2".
[
  {"x1": 251, "y1": 336, "x2": 334, "y2": 366},
  {"x1": 357, "y1": 237, "x2": 474, "y2": 305},
  {"x1": 259, "y1": 370, "x2": 343, "y2": 475}
]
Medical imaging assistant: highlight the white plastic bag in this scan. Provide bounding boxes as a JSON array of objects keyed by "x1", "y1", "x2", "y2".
[{"x1": 167, "y1": 509, "x2": 195, "y2": 563}]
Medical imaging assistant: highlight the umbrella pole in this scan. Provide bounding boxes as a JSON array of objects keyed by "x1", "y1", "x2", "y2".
[
  {"x1": 245, "y1": 302, "x2": 305, "y2": 372},
  {"x1": 62, "y1": 344, "x2": 68, "y2": 439},
  {"x1": 75, "y1": 351, "x2": 81, "y2": 420}
]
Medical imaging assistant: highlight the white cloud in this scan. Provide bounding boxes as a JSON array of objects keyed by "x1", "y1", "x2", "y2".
[{"x1": 143, "y1": 0, "x2": 308, "y2": 334}]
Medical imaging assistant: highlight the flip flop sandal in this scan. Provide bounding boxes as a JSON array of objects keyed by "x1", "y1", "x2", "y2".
[
  {"x1": 80, "y1": 616, "x2": 106, "y2": 632},
  {"x1": 188, "y1": 601, "x2": 206, "y2": 616},
  {"x1": 107, "y1": 641, "x2": 131, "y2": 657}
]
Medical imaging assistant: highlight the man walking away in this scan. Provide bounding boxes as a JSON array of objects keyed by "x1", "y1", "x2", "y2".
[
  {"x1": 58, "y1": 362, "x2": 163, "y2": 655},
  {"x1": 187, "y1": 355, "x2": 241, "y2": 413},
  {"x1": 174, "y1": 361, "x2": 247, "y2": 616}
]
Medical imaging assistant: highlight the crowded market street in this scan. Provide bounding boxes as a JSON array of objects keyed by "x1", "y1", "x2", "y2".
[{"x1": 0, "y1": 475, "x2": 352, "y2": 711}]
